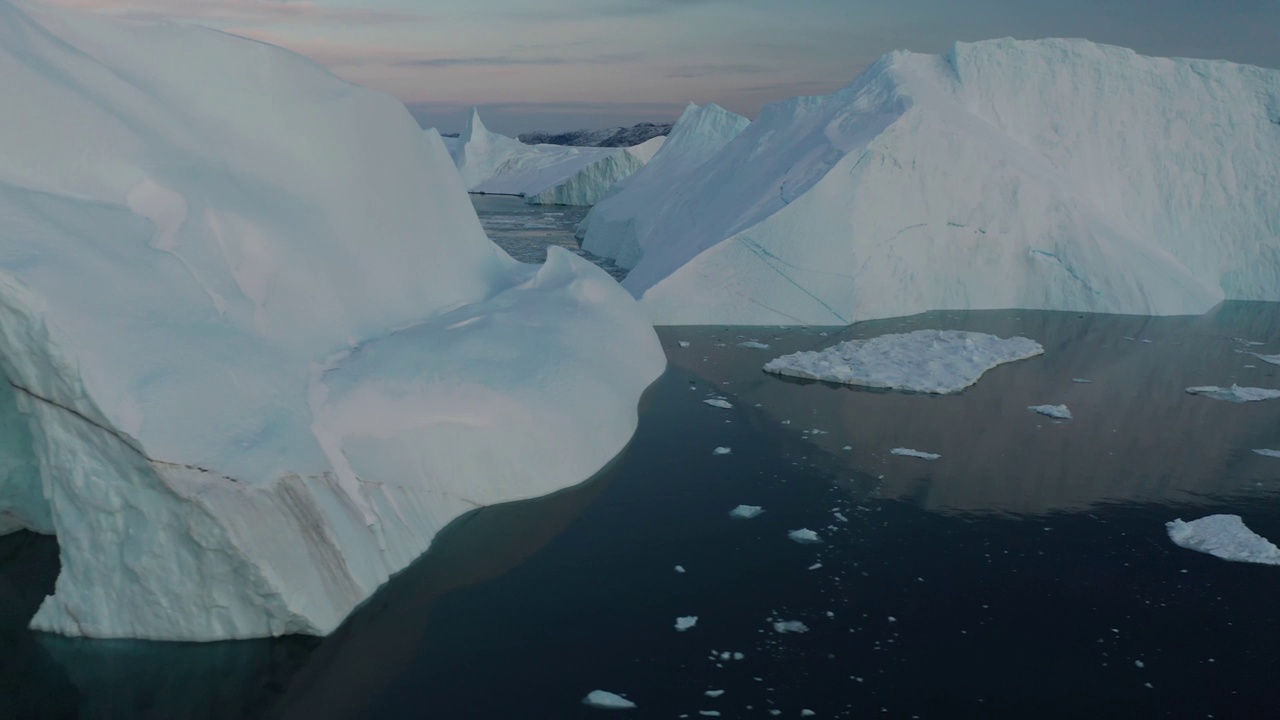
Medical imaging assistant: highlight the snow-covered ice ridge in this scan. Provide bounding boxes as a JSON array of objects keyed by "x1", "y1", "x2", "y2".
[
  {"x1": 0, "y1": 1, "x2": 664, "y2": 640},
  {"x1": 610, "y1": 38, "x2": 1280, "y2": 325},
  {"x1": 443, "y1": 110, "x2": 664, "y2": 206},
  {"x1": 764, "y1": 330, "x2": 1043, "y2": 393}
]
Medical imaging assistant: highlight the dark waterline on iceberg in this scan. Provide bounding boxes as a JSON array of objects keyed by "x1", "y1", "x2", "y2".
[{"x1": 2, "y1": 206, "x2": 1279, "y2": 718}]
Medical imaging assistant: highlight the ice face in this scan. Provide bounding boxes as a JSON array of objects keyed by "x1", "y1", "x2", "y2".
[
  {"x1": 610, "y1": 39, "x2": 1280, "y2": 325},
  {"x1": 0, "y1": 1, "x2": 664, "y2": 640}
]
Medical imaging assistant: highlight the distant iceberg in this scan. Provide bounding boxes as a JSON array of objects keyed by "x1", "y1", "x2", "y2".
[
  {"x1": 763, "y1": 329, "x2": 1043, "y2": 393},
  {"x1": 0, "y1": 1, "x2": 664, "y2": 640},
  {"x1": 444, "y1": 110, "x2": 661, "y2": 206},
  {"x1": 1167, "y1": 515, "x2": 1280, "y2": 565},
  {"x1": 613, "y1": 39, "x2": 1280, "y2": 325}
]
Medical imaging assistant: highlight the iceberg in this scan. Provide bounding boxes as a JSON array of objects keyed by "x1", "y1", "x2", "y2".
[
  {"x1": 583, "y1": 690, "x2": 637, "y2": 710},
  {"x1": 578, "y1": 103, "x2": 751, "y2": 268},
  {"x1": 1166, "y1": 515, "x2": 1280, "y2": 565},
  {"x1": 891, "y1": 448, "x2": 941, "y2": 460},
  {"x1": 616, "y1": 39, "x2": 1280, "y2": 325},
  {"x1": 1028, "y1": 404, "x2": 1073, "y2": 419},
  {"x1": 763, "y1": 330, "x2": 1043, "y2": 393},
  {"x1": 445, "y1": 110, "x2": 661, "y2": 206},
  {"x1": 1185, "y1": 385, "x2": 1280, "y2": 403},
  {"x1": 0, "y1": 1, "x2": 664, "y2": 640}
]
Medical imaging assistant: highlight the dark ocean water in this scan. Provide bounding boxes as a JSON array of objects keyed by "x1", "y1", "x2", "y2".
[{"x1": 1, "y1": 203, "x2": 1278, "y2": 719}]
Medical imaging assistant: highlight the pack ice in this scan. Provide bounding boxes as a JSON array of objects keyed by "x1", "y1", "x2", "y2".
[
  {"x1": 444, "y1": 110, "x2": 664, "y2": 206},
  {"x1": 578, "y1": 103, "x2": 751, "y2": 269},
  {"x1": 0, "y1": 1, "x2": 664, "y2": 640},
  {"x1": 613, "y1": 38, "x2": 1280, "y2": 325}
]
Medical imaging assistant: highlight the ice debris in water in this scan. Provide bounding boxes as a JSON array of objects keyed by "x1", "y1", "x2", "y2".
[
  {"x1": 1255, "y1": 449, "x2": 1280, "y2": 459},
  {"x1": 1166, "y1": 515, "x2": 1280, "y2": 565},
  {"x1": 705, "y1": 690, "x2": 725, "y2": 698},
  {"x1": 1238, "y1": 351, "x2": 1280, "y2": 366},
  {"x1": 773, "y1": 620, "x2": 810, "y2": 634},
  {"x1": 763, "y1": 330, "x2": 1043, "y2": 394},
  {"x1": 788, "y1": 529, "x2": 822, "y2": 544},
  {"x1": 675, "y1": 616, "x2": 699, "y2": 632},
  {"x1": 678, "y1": 341, "x2": 691, "y2": 347},
  {"x1": 675, "y1": 565, "x2": 686, "y2": 573},
  {"x1": 583, "y1": 690, "x2": 637, "y2": 710},
  {"x1": 1072, "y1": 378, "x2": 1093, "y2": 383},
  {"x1": 703, "y1": 398, "x2": 734, "y2": 409},
  {"x1": 730, "y1": 505, "x2": 765, "y2": 519},
  {"x1": 1185, "y1": 385, "x2": 1280, "y2": 403},
  {"x1": 1029, "y1": 404, "x2": 1072, "y2": 419},
  {"x1": 891, "y1": 447, "x2": 941, "y2": 460},
  {"x1": 739, "y1": 341, "x2": 771, "y2": 349},
  {"x1": 713, "y1": 447, "x2": 732, "y2": 455}
]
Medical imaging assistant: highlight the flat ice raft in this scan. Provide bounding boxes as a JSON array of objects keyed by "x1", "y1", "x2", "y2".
[
  {"x1": 1167, "y1": 515, "x2": 1280, "y2": 565},
  {"x1": 0, "y1": 1, "x2": 664, "y2": 640},
  {"x1": 763, "y1": 330, "x2": 1043, "y2": 393}
]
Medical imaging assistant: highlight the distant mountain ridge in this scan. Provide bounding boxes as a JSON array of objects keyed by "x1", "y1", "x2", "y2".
[{"x1": 518, "y1": 122, "x2": 673, "y2": 147}]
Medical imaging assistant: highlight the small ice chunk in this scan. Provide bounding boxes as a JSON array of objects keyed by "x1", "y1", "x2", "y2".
[
  {"x1": 730, "y1": 505, "x2": 765, "y2": 519},
  {"x1": 773, "y1": 620, "x2": 810, "y2": 634},
  {"x1": 1235, "y1": 338, "x2": 1266, "y2": 346},
  {"x1": 808, "y1": 562, "x2": 823, "y2": 570},
  {"x1": 788, "y1": 529, "x2": 822, "y2": 544},
  {"x1": 739, "y1": 341, "x2": 771, "y2": 349},
  {"x1": 1186, "y1": 385, "x2": 1280, "y2": 403},
  {"x1": 698, "y1": 712, "x2": 721, "y2": 718},
  {"x1": 1135, "y1": 660, "x2": 1145, "y2": 668},
  {"x1": 891, "y1": 447, "x2": 940, "y2": 460},
  {"x1": 832, "y1": 512, "x2": 848, "y2": 522},
  {"x1": 713, "y1": 447, "x2": 732, "y2": 455},
  {"x1": 1239, "y1": 351, "x2": 1280, "y2": 366},
  {"x1": 1255, "y1": 449, "x2": 1280, "y2": 459},
  {"x1": 705, "y1": 690, "x2": 725, "y2": 698},
  {"x1": 675, "y1": 565, "x2": 686, "y2": 573},
  {"x1": 704, "y1": 398, "x2": 734, "y2": 409},
  {"x1": 801, "y1": 711, "x2": 816, "y2": 718},
  {"x1": 1166, "y1": 515, "x2": 1280, "y2": 565},
  {"x1": 1071, "y1": 378, "x2": 1092, "y2": 383},
  {"x1": 842, "y1": 445, "x2": 852, "y2": 451},
  {"x1": 675, "y1": 616, "x2": 699, "y2": 632},
  {"x1": 583, "y1": 690, "x2": 636, "y2": 710},
  {"x1": 732, "y1": 652, "x2": 744, "y2": 660},
  {"x1": 678, "y1": 341, "x2": 691, "y2": 348},
  {"x1": 1028, "y1": 404, "x2": 1072, "y2": 419},
  {"x1": 763, "y1": 329, "x2": 1043, "y2": 394}
]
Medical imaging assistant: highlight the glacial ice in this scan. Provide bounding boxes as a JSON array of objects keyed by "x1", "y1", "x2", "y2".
[
  {"x1": 579, "y1": 102, "x2": 751, "y2": 269},
  {"x1": 788, "y1": 529, "x2": 822, "y2": 544},
  {"x1": 675, "y1": 616, "x2": 699, "y2": 631},
  {"x1": 703, "y1": 398, "x2": 734, "y2": 409},
  {"x1": 891, "y1": 448, "x2": 941, "y2": 460},
  {"x1": 730, "y1": 505, "x2": 764, "y2": 519},
  {"x1": 763, "y1": 330, "x2": 1043, "y2": 393},
  {"x1": 612, "y1": 39, "x2": 1280, "y2": 325},
  {"x1": 1029, "y1": 404, "x2": 1073, "y2": 420},
  {"x1": 583, "y1": 690, "x2": 638, "y2": 710},
  {"x1": 445, "y1": 110, "x2": 661, "y2": 206},
  {"x1": 1166, "y1": 515, "x2": 1280, "y2": 565},
  {"x1": 0, "y1": 1, "x2": 664, "y2": 640},
  {"x1": 1185, "y1": 386, "x2": 1280, "y2": 403}
]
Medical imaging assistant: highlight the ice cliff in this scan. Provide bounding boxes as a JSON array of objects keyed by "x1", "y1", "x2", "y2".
[
  {"x1": 579, "y1": 103, "x2": 751, "y2": 269},
  {"x1": 0, "y1": 0, "x2": 665, "y2": 640},
  {"x1": 445, "y1": 110, "x2": 662, "y2": 205},
  {"x1": 614, "y1": 39, "x2": 1280, "y2": 325}
]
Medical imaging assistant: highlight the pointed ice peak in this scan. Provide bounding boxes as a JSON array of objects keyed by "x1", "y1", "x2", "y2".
[{"x1": 462, "y1": 106, "x2": 490, "y2": 143}]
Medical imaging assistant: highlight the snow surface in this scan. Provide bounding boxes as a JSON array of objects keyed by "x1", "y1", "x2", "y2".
[
  {"x1": 1185, "y1": 385, "x2": 1280, "y2": 403},
  {"x1": 445, "y1": 110, "x2": 658, "y2": 206},
  {"x1": 891, "y1": 448, "x2": 941, "y2": 460},
  {"x1": 583, "y1": 690, "x2": 637, "y2": 710},
  {"x1": 0, "y1": 1, "x2": 664, "y2": 640},
  {"x1": 1029, "y1": 404, "x2": 1073, "y2": 419},
  {"x1": 763, "y1": 330, "x2": 1043, "y2": 393},
  {"x1": 730, "y1": 505, "x2": 764, "y2": 519},
  {"x1": 613, "y1": 39, "x2": 1280, "y2": 325},
  {"x1": 1166, "y1": 515, "x2": 1280, "y2": 565},
  {"x1": 579, "y1": 103, "x2": 751, "y2": 269}
]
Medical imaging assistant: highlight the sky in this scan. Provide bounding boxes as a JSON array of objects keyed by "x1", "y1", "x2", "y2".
[{"x1": 48, "y1": 0, "x2": 1280, "y2": 135}]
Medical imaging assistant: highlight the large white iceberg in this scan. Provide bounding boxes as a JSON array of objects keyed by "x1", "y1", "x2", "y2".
[
  {"x1": 1167, "y1": 515, "x2": 1280, "y2": 565},
  {"x1": 618, "y1": 39, "x2": 1280, "y2": 325},
  {"x1": 0, "y1": 1, "x2": 665, "y2": 640},
  {"x1": 445, "y1": 110, "x2": 662, "y2": 206},
  {"x1": 578, "y1": 103, "x2": 751, "y2": 268},
  {"x1": 763, "y1": 330, "x2": 1043, "y2": 393}
]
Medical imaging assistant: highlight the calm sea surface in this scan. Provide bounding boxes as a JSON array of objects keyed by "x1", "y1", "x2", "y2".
[{"x1": 1, "y1": 199, "x2": 1278, "y2": 718}]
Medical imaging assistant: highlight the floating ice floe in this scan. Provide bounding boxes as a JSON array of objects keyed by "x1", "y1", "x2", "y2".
[
  {"x1": 1254, "y1": 449, "x2": 1280, "y2": 459},
  {"x1": 703, "y1": 398, "x2": 734, "y2": 409},
  {"x1": 773, "y1": 620, "x2": 810, "y2": 634},
  {"x1": 1166, "y1": 515, "x2": 1280, "y2": 565},
  {"x1": 763, "y1": 330, "x2": 1043, "y2": 393},
  {"x1": 1028, "y1": 404, "x2": 1073, "y2": 419},
  {"x1": 891, "y1": 448, "x2": 941, "y2": 460},
  {"x1": 583, "y1": 690, "x2": 637, "y2": 710},
  {"x1": 1072, "y1": 378, "x2": 1093, "y2": 384},
  {"x1": 738, "y1": 341, "x2": 771, "y2": 349},
  {"x1": 713, "y1": 447, "x2": 732, "y2": 455},
  {"x1": 1185, "y1": 385, "x2": 1280, "y2": 403},
  {"x1": 730, "y1": 505, "x2": 764, "y2": 519},
  {"x1": 705, "y1": 690, "x2": 725, "y2": 698},
  {"x1": 1238, "y1": 351, "x2": 1280, "y2": 366},
  {"x1": 675, "y1": 616, "x2": 699, "y2": 632},
  {"x1": 788, "y1": 529, "x2": 823, "y2": 544},
  {"x1": 678, "y1": 341, "x2": 692, "y2": 348}
]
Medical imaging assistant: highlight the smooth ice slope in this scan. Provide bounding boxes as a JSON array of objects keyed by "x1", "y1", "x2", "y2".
[
  {"x1": 579, "y1": 103, "x2": 751, "y2": 269},
  {"x1": 623, "y1": 39, "x2": 1280, "y2": 325},
  {"x1": 0, "y1": 1, "x2": 664, "y2": 640},
  {"x1": 446, "y1": 110, "x2": 659, "y2": 206},
  {"x1": 1167, "y1": 515, "x2": 1280, "y2": 565}
]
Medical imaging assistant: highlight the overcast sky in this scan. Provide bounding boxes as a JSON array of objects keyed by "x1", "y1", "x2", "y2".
[{"x1": 51, "y1": 0, "x2": 1280, "y2": 135}]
